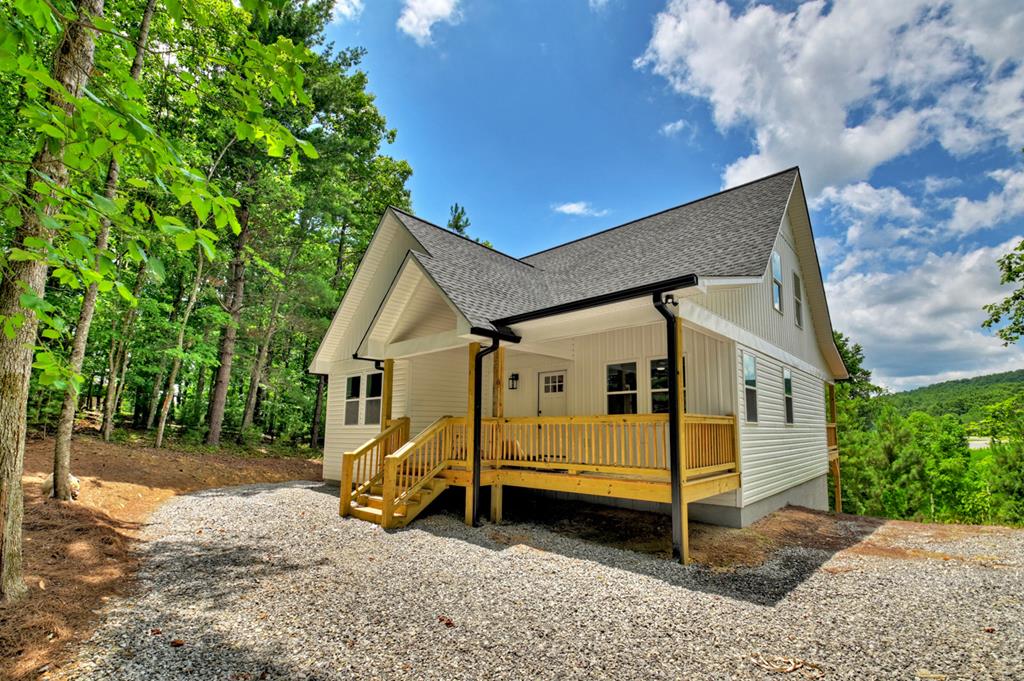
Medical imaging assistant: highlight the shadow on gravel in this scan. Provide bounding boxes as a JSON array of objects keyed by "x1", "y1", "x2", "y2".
[{"x1": 412, "y1": 488, "x2": 883, "y2": 607}]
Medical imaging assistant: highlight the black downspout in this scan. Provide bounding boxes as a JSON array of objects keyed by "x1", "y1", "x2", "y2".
[
  {"x1": 653, "y1": 292, "x2": 683, "y2": 561},
  {"x1": 472, "y1": 339, "x2": 500, "y2": 526}
]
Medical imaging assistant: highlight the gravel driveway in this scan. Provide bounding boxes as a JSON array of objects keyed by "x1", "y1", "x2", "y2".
[{"x1": 60, "y1": 481, "x2": 1023, "y2": 680}]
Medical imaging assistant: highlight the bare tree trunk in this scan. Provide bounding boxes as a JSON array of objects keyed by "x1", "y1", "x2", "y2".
[
  {"x1": 206, "y1": 206, "x2": 250, "y2": 446},
  {"x1": 311, "y1": 374, "x2": 326, "y2": 449},
  {"x1": 0, "y1": 0, "x2": 103, "y2": 603},
  {"x1": 101, "y1": 265, "x2": 146, "y2": 440},
  {"x1": 155, "y1": 255, "x2": 204, "y2": 448},
  {"x1": 51, "y1": 0, "x2": 157, "y2": 499},
  {"x1": 239, "y1": 294, "x2": 280, "y2": 436},
  {"x1": 144, "y1": 359, "x2": 167, "y2": 430}
]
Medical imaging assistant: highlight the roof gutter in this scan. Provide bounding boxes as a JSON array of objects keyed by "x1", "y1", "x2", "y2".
[
  {"x1": 493, "y1": 274, "x2": 699, "y2": 326},
  {"x1": 351, "y1": 353, "x2": 385, "y2": 371},
  {"x1": 653, "y1": 291, "x2": 685, "y2": 562}
]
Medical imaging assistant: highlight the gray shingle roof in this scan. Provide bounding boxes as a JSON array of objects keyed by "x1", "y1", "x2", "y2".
[{"x1": 391, "y1": 167, "x2": 798, "y2": 330}]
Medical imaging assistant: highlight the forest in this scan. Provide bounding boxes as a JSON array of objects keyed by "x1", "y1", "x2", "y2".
[
  {"x1": 831, "y1": 333, "x2": 1024, "y2": 527},
  {"x1": 0, "y1": 0, "x2": 438, "y2": 602}
]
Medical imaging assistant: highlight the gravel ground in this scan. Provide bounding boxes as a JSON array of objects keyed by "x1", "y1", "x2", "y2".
[{"x1": 58, "y1": 481, "x2": 1023, "y2": 680}]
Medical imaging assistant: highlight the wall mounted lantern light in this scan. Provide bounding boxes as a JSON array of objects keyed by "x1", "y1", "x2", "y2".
[{"x1": 508, "y1": 373, "x2": 519, "y2": 390}]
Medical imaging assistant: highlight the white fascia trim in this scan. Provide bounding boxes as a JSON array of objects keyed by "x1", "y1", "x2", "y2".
[
  {"x1": 676, "y1": 299, "x2": 832, "y2": 382},
  {"x1": 701, "y1": 276, "x2": 762, "y2": 287}
]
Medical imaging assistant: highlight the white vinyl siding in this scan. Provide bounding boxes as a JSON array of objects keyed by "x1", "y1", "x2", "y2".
[
  {"x1": 323, "y1": 359, "x2": 409, "y2": 481},
  {"x1": 693, "y1": 212, "x2": 830, "y2": 375},
  {"x1": 406, "y1": 347, "x2": 469, "y2": 435},
  {"x1": 736, "y1": 345, "x2": 828, "y2": 506}
]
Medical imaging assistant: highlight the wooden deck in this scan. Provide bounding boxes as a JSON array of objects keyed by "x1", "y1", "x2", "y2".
[{"x1": 339, "y1": 413, "x2": 741, "y2": 551}]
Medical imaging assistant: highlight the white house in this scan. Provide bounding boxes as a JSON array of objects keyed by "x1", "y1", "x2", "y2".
[{"x1": 310, "y1": 167, "x2": 846, "y2": 563}]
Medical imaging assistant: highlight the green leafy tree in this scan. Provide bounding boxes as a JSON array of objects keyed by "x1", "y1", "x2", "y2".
[{"x1": 447, "y1": 202, "x2": 471, "y2": 235}]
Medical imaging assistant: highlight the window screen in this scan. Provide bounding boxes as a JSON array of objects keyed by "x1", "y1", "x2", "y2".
[
  {"x1": 743, "y1": 353, "x2": 758, "y2": 423},
  {"x1": 783, "y1": 367, "x2": 794, "y2": 424},
  {"x1": 344, "y1": 375, "x2": 361, "y2": 425},
  {"x1": 771, "y1": 251, "x2": 783, "y2": 313},
  {"x1": 606, "y1": 362, "x2": 637, "y2": 414},
  {"x1": 364, "y1": 372, "x2": 383, "y2": 425}
]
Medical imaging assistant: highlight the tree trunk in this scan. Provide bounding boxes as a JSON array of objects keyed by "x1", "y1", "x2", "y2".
[
  {"x1": 101, "y1": 263, "x2": 146, "y2": 441},
  {"x1": 0, "y1": 0, "x2": 103, "y2": 603},
  {"x1": 144, "y1": 359, "x2": 167, "y2": 430},
  {"x1": 155, "y1": 255, "x2": 204, "y2": 448},
  {"x1": 311, "y1": 374, "x2": 326, "y2": 449},
  {"x1": 239, "y1": 296, "x2": 280, "y2": 437},
  {"x1": 51, "y1": 0, "x2": 158, "y2": 499},
  {"x1": 206, "y1": 206, "x2": 251, "y2": 446}
]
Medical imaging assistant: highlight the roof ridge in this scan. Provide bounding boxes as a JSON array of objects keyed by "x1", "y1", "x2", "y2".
[
  {"x1": 388, "y1": 206, "x2": 536, "y2": 269},
  {"x1": 521, "y1": 166, "x2": 800, "y2": 260}
]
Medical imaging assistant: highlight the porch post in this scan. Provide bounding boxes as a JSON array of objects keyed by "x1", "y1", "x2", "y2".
[
  {"x1": 465, "y1": 342, "x2": 480, "y2": 526},
  {"x1": 492, "y1": 347, "x2": 505, "y2": 418},
  {"x1": 675, "y1": 315, "x2": 690, "y2": 564},
  {"x1": 381, "y1": 358, "x2": 394, "y2": 432},
  {"x1": 490, "y1": 347, "x2": 505, "y2": 523}
]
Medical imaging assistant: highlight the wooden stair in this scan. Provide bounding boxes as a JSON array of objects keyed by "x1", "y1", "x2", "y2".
[{"x1": 346, "y1": 478, "x2": 448, "y2": 528}]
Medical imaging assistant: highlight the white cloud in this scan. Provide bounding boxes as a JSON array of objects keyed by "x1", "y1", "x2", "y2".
[
  {"x1": 921, "y1": 176, "x2": 962, "y2": 195},
  {"x1": 397, "y1": 0, "x2": 461, "y2": 46},
  {"x1": 588, "y1": 0, "x2": 612, "y2": 10},
  {"x1": 331, "y1": 0, "x2": 363, "y2": 23},
  {"x1": 948, "y1": 168, "x2": 1024, "y2": 234},
  {"x1": 813, "y1": 182, "x2": 930, "y2": 264},
  {"x1": 552, "y1": 201, "x2": 609, "y2": 217},
  {"x1": 636, "y1": 0, "x2": 1024, "y2": 196},
  {"x1": 659, "y1": 118, "x2": 694, "y2": 139},
  {"x1": 826, "y1": 237, "x2": 1024, "y2": 390}
]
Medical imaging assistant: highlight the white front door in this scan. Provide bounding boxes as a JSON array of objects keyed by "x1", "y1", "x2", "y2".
[{"x1": 537, "y1": 370, "x2": 567, "y2": 417}]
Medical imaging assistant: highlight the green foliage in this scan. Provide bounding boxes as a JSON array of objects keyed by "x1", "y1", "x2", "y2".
[
  {"x1": 984, "y1": 238, "x2": 1024, "y2": 344},
  {"x1": 833, "y1": 333, "x2": 1024, "y2": 526},
  {"x1": 447, "y1": 202, "x2": 470, "y2": 235},
  {"x1": 881, "y1": 369, "x2": 1024, "y2": 426},
  {"x1": 11, "y1": 0, "x2": 413, "y2": 452}
]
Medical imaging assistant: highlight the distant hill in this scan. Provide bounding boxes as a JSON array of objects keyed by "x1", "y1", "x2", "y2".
[{"x1": 883, "y1": 369, "x2": 1024, "y2": 424}]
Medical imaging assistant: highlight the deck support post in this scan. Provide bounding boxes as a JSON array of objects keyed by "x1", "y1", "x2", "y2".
[
  {"x1": 654, "y1": 292, "x2": 688, "y2": 563},
  {"x1": 465, "y1": 343, "x2": 479, "y2": 526},
  {"x1": 381, "y1": 358, "x2": 394, "y2": 433},
  {"x1": 827, "y1": 383, "x2": 841, "y2": 513},
  {"x1": 490, "y1": 483, "x2": 503, "y2": 523}
]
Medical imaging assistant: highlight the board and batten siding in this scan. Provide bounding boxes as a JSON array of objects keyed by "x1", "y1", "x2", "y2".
[
  {"x1": 736, "y1": 344, "x2": 828, "y2": 506},
  {"x1": 323, "y1": 360, "x2": 409, "y2": 482},
  {"x1": 406, "y1": 347, "x2": 469, "y2": 434},
  {"x1": 501, "y1": 323, "x2": 734, "y2": 418},
  {"x1": 695, "y1": 210, "x2": 830, "y2": 376}
]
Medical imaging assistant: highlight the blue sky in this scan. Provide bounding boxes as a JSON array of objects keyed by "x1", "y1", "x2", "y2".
[{"x1": 326, "y1": 0, "x2": 1024, "y2": 390}]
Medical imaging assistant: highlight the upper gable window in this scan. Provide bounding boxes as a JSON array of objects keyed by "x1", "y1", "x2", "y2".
[
  {"x1": 793, "y1": 271, "x2": 803, "y2": 328},
  {"x1": 771, "y1": 251, "x2": 783, "y2": 313}
]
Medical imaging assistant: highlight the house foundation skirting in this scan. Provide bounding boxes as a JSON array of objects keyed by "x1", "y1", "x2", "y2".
[{"x1": 525, "y1": 473, "x2": 827, "y2": 528}]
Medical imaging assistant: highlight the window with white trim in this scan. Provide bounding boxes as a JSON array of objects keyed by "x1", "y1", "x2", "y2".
[
  {"x1": 343, "y1": 371, "x2": 383, "y2": 426},
  {"x1": 344, "y1": 376, "x2": 361, "y2": 425},
  {"x1": 743, "y1": 353, "x2": 758, "y2": 423},
  {"x1": 650, "y1": 358, "x2": 685, "y2": 414},
  {"x1": 783, "y1": 367, "x2": 794, "y2": 424},
  {"x1": 771, "y1": 250, "x2": 783, "y2": 313},
  {"x1": 793, "y1": 271, "x2": 803, "y2": 328},
  {"x1": 606, "y1": 362, "x2": 637, "y2": 415}
]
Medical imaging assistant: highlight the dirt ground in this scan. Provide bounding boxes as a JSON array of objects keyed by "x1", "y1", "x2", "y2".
[
  {"x1": 498, "y1": 488, "x2": 1017, "y2": 570},
  {"x1": 0, "y1": 434, "x2": 322, "y2": 681}
]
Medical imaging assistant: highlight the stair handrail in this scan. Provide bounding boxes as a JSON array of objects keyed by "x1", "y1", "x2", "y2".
[
  {"x1": 339, "y1": 417, "x2": 410, "y2": 517},
  {"x1": 381, "y1": 415, "x2": 461, "y2": 528}
]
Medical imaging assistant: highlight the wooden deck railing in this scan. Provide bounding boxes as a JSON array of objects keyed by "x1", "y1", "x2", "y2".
[
  {"x1": 476, "y1": 413, "x2": 737, "y2": 478},
  {"x1": 381, "y1": 416, "x2": 465, "y2": 527},
  {"x1": 339, "y1": 417, "x2": 410, "y2": 516}
]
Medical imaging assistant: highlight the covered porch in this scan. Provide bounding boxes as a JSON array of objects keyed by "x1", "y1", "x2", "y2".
[{"x1": 340, "y1": 283, "x2": 742, "y2": 563}]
